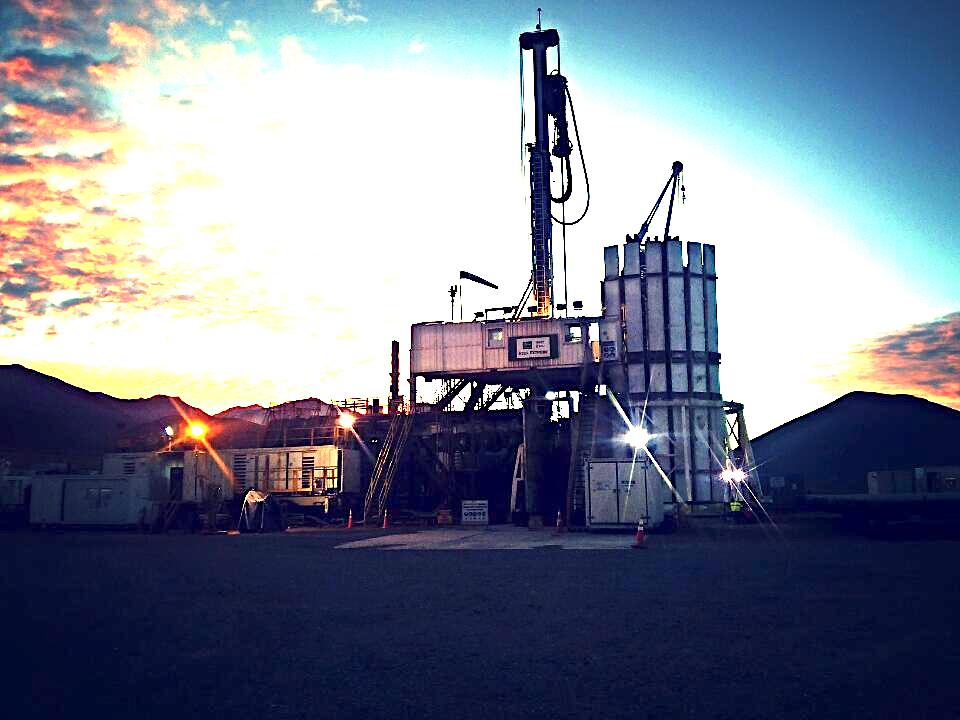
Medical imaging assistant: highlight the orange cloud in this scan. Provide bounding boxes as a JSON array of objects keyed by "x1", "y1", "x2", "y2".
[
  {"x1": 154, "y1": 0, "x2": 190, "y2": 25},
  {"x1": 13, "y1": 29, "x2": 62, "y2": 50},
  {"x1": 15, "y1": 0, "x2": 73, "y2": 22},
  {"x1": 0, "y1": 8, "x2": 158, "y2": 331},
  {"x1": 107, "y1": 21, "x2": 155, "y2": 54},
  {"x1": 826, "y1": 312, "x2": 960, "y2": 411}
]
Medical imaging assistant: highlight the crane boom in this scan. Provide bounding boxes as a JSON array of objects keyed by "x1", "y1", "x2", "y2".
[{"x1": 634, "y1": 161, "x2": 684, "y2": 243}]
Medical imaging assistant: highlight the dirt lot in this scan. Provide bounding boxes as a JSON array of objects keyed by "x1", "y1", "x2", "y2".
[{"x1": 3, "y1": 517, "x2": 959, "y2": 720}]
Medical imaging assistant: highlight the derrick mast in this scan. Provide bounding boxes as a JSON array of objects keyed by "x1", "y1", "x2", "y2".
[{"x1": 520, "y1": 26, "x2": 571, "y2": 318}]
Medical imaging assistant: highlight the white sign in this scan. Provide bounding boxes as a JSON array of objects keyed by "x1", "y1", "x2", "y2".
[
  {"x1": 516, "y1": 336, "x2": 552, "y2": 359},
  {"x1": 461, "y1": 500, "x2": 488, "y2": 525}
]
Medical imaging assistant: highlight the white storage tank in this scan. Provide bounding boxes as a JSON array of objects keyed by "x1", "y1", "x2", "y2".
[{"x1": 603, "y1": 237, "x2": 727, "y2": 510}]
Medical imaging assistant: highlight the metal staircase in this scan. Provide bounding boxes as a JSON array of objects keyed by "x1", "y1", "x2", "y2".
[
  {"x1": 566, "y1": 389, "x2": 598, "y2": 526},
  {"x1": 364, "y1": 412, "x2": 413, "y2": 523}
]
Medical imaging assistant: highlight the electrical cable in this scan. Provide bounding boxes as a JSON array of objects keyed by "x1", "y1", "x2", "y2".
[
  {"x1": 519, "y1": 48, "x2": 526, "y2": 174},
  {"x1": 551, "y1": 84, "x2": 590, "y2": 225},
  {"x1": 549, "y1": 105, "x2": 573, "y2": 203},
  {"x1": 561, "y1": 167, "x2": 569, "y2": 316},
  {"x1": 511, "y1": 274, "x2": 534, "y2": 320}
]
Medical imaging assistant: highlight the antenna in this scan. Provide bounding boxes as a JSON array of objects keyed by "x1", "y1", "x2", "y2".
[{"x1": 536, "y1": 7, "x2": 542, "y2": 30}]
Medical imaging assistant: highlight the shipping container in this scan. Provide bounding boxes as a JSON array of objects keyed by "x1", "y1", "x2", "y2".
[
  {"x1": 29, "y1": 475, "x2": 161, "y2": 527},
  {"x1": 585, "y1": 458, "x2": 665, "y2": 529},
  {"x1": 411, "y1": 317, "x2": 595, "y2": 379}
]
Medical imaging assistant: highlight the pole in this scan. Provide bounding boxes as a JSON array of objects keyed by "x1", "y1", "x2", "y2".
[{"x1": 389, "y1": 340, "x2": 400, "y2": 414}]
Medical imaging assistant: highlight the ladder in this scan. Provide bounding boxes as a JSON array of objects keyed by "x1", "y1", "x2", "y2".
[
  {"x1": 157, "y1": 490, "x2": 183, "y2": 531},
  {"x1": 364, "y1": 413, "x2": 413, "y2": 523},
  {"x1": 566, "y1": 389, "x2": 598, "y2": 526}
]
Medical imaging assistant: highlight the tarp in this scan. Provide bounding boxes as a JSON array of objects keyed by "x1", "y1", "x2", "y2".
[{"x1": 238, "y1": 489, "x2": 286, "y2": 532}]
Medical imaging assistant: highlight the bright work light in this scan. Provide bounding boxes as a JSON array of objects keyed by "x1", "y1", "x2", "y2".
[
  {"x1": 720, "y1": 465, "x2": 747, "y2": 484},
  {"x1": 624, "y1": 425, "x2": 651, "y2": 449}
]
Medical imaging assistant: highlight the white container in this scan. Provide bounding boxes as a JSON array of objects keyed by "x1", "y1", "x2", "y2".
[
  {"x1": 411, "y1": 317, "x2": 593, "y2": 379},
  {"x1": 585, "y1": 458, "x2": 665, "y2": 529},
  {"x1": 29, "y1": 475, "x2": 159, "y2": 527},
  {"x1": 228, "y1": 445, "x2": 361, "y2": 496}
]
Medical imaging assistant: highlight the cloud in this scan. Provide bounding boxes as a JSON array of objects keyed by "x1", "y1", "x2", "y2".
[
  {"x1": 153, "y1": 0, "x2": 190, "y2": 26},
  {"x1": 312, "y1": 0, "x2": 367, "y2": 24},
  {"x1": 408, "y1": 39, "x2": 428, "y2": 55},
  {"x1": 0, "y1": 153, "x2": 31, "y2": 166},
  {"x1": 1, "y1": 274, "x2": 49, "y2": 298},
  {"x1": 55, "y1": 295, "x2": 94, "y2": 308},
  {"x1": 196, "y1": 3, "x2": 219, "y2": 26},
  {"x1": 227, "y1": 20, "x2": 254, "y2": 44},
  {"x1": 0, "y1": 2, "x2": 167, "y2": 331},
  {"x1": 825, "y1": 312, "x2": 960, "y2": 409},
  {"x1": 107, "y1": 21, "x2": 155, "y2": 58}
]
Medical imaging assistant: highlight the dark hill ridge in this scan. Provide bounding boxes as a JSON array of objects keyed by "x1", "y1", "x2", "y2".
[
  {"x1": 215, "y1": 398, "x2": 336, "y2": 425},
  {"x1": 215, "y1": 403, "x2": 268, "y2": 424},
  {"x1": 0, "y1": 364, "x2": 260, "y2": 471},
  {"x1": 752, "y1": 391, "x2": 960, "y2": 494}
]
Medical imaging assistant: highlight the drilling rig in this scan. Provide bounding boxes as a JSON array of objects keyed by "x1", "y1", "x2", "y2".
[{"x1": 404, "y1": 17, "x2": 748, "y2": 529}]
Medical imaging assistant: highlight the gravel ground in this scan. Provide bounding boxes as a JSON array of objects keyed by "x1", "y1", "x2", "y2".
[{"x1": 3, "y1": 517, "x2": 959, "y2": 720}]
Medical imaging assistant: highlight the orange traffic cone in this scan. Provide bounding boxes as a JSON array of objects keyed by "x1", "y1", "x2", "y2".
[
  {"x1": 346, "y1": 509, "x2": 353, "y2": 529},
  {"x1": 382, "y1": 509, "x2": 389, "y2": 530},
  {"x1": 632, "y1": 520, "x2": 647, "y2": 549}
]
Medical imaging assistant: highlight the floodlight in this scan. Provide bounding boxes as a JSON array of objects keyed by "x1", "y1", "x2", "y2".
[
  {"x1": 337, "y1": 412, "x2": 356, "y2": 429},
  {"x1": 189, "y1": 422, "x2": 207, "y2": 439},
  {"x1": 720, "y1": 466, "x2": 747, "y2": 484},
  {"x1": 164, "y1": 425, "x2": 175, "y2": 437},
  {"x1": 624, "y1": 425, "x2": 651, "y2": 448}
]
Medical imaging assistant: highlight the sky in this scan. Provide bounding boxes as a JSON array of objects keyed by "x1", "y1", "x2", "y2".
[{"x1": 0, "y1": 0, "x2": 958, "y2": 434}]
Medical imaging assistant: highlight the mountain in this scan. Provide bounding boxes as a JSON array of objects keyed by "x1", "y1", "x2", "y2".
[
  {"x1": 215, "y1": 404, "x2": 269, "y2": 425},
  {"x1": 751, "y1": 391, "x2": 960, "y2": 494},
  {"x1": 0, "y1": 364, "x2": 259, "y2": 471},
  {"x1": 215, "y1": 398, "x2": 336, "y2": 425}
]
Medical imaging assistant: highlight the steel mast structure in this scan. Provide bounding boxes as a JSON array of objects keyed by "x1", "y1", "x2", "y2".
[{"x1": 520, "y1": 22, "x2": 572, "y2": 318}]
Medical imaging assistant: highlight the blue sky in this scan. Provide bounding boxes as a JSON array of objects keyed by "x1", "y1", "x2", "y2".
[{"x1": 232, "y1": 0, "x2": 960, "y2": 297}]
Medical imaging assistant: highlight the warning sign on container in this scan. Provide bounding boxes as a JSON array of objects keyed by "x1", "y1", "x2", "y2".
[{"x1": 461, "y1": 500, "x2": 489, "y2": 525}]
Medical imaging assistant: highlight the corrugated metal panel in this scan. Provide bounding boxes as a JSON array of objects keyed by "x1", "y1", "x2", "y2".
[
  {"x1": 627, "y1": 363, "x2": 646, "y2": 395},
  {"x1": 29, "y1": 475, "x2": 152, "y2": 526},
  {"x1": 704, "y1": 244, "x2": 718, "y2": 353},
  {"x1": 602, "y1": 278, "x2": 620, "y2": 320},
  {"x1": 623, "y1": 240, "x2": 640, "y2": 276},
  {"x1": 603, "y1": 245, "x2": 620, "y2": 280},
  {"x1": 645, "y1": 247, "x2": 665, "y2": 351},
  {"x1": 667, "y1": 240, "x2": 686, "y2": 351},
  {"x1": 623, "y1": 276, "x2": 643, "y2": 352}
]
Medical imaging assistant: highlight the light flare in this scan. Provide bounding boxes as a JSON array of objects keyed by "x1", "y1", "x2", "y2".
[{"x1": 624, "y1": 425, "x2": 652, "y2": 449}]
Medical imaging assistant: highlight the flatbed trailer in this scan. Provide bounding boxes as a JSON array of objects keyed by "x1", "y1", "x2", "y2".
[{"x1": 804, "y1": 492, "x2": 960, "y2": 523}]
